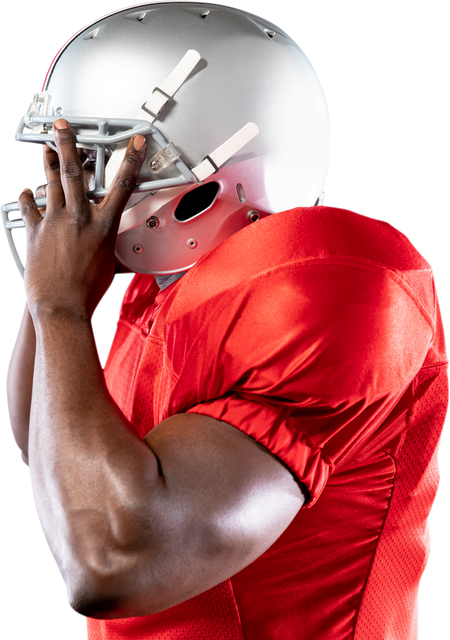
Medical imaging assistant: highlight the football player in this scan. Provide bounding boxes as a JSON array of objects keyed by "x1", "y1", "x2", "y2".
[{"x1": 4, "y1": 4, "x2": 448, "y2": 639}]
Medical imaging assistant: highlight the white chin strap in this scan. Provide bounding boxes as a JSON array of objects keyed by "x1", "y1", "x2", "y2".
[{"x1": 105, "y1": 49, "x2": 259, "y2": 189}]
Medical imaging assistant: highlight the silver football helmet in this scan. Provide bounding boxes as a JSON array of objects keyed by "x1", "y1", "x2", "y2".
[{"x1": 2, "y1": 2, "x2": 330, "y2": 275}]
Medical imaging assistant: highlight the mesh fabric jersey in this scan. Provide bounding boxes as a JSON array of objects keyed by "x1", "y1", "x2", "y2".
[{"x1": 88, "y1": 206, "x2": 448, "y2": 640}]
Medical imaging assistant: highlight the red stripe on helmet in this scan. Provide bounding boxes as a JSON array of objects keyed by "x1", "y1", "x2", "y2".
[{"x1": 39, "y1": 27, "x2": 77, "y2": 91}]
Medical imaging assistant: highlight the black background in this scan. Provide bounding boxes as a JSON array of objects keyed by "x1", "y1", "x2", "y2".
[{"x1": 0, "y1": 0, "x2": 444, "y2": 640}]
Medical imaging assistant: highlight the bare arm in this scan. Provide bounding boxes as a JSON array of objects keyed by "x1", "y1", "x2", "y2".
[
  {"x1": 30, "y1": 308, "x2": 303, "y2": 617},
  {"x1": 19, "y1": 121, "x2": 305, "y2": 619},
  {"x1": 7, "y1": 305, "x2": 35, "y2": 463},
  {"x1": 6, "y1": 150, "x2": 108, "y2": 464}
]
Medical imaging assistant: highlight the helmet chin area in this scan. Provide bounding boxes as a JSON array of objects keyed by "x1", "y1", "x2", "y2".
[{"x1": 115, "y1": 167, "x2": 270, "y2": 274}]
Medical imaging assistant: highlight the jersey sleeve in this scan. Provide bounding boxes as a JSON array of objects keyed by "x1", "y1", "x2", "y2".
[{"x1": 166, "y1": 258, "x2": 435, "y2": 507}]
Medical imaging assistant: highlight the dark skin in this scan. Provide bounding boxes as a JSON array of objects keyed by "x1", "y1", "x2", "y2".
[
  {"x1": 9, "y1": 119, "x2": 305, "y2": 619},
  {"x1": 8, "y1": 144, "x2": 129, "y2": 461}
]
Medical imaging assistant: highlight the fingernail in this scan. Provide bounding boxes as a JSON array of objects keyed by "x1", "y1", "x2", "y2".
[
  {"x1": 133, "y1": 135, "x2": 146, "y2": 151},
  {"x1": 54, "y1": 119, "x2": 69, "y2": 129}
]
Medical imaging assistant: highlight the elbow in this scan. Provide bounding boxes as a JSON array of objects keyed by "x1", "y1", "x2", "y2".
[
  {"x1": 67, "y1": 570, "x2": 134, "y2": 619},
  {"x1": 65, "y1": 553, "x2": 163, "y2": 619},
  {"x1": 69, "y1": 585, "x2": 123, "y2": 619},
  {"x1": 66, "y1": 555, "x2": 181, "y2": 619},
  {"x1": 61, "y1": 505, "x2": 165, "y2": 617}
]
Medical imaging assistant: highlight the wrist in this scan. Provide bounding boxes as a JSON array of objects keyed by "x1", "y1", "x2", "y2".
[{"x1": 29, "y1": 302, "x2": 91, "y2": 329}]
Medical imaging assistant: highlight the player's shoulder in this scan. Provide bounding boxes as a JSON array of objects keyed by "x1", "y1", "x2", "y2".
[
  {"x1": 168, "y1": 205, "x2": 434, "y2": 309},
  {"x1": 152, "y1": 206, "x2": 436, "y2": 406},
  {"x1": 308, "y1": 205, "x2": 431, "y2": 273},
  {"x1": 236, "y1": 205, "x2": 431, "y2": 275}
]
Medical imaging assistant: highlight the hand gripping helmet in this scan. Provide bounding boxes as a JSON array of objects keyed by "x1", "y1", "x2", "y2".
[{"x1": 3, "y1": 2, "x2": 330, "y2": 275}]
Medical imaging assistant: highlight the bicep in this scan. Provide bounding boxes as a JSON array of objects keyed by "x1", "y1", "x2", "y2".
[
  {"x1": 147, "y1": 413, "x2": 305, "y2": 541},
  {"x1": 142, "y1": 412, "x2": 305, "y2": 612},
  {"x1": 146, "y1": 413, "x2": 305, "y2": 597}
]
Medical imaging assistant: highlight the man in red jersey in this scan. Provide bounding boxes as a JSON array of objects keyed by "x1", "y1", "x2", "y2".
[{"x1": 5, "y1": 4, "x2": 448, "y2": 640}]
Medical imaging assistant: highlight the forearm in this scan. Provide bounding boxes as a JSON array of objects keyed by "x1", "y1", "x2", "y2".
[
  {"x1": 29, "y1": 308, "x2": 161, "y2": 614},
  {"x1": 7, "y1": 304, "x2": 36, "y2": 462}
]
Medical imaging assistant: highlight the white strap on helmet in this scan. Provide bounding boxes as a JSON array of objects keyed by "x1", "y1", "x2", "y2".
[
  {"x1": 105, "y1": 51, "x2": 259, "y2": 188},
  {"x1": 105, "y1": 50, "x2": 201, "y2": 187},
  {"x1": 141, "y1": 49, "x2": 201, "y2": 121},
  {"x1": 191, "y1": 122, "x2": 259, "y2": 182}
]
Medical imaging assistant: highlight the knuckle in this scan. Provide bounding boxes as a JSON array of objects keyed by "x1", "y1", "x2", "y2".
[
  {"x1": 112, "y1": 151, "x2": 143, "y2": 195},
  {"x1": 56, "y1": 129, "x2": 75, "y2": 145},
  {"x1": 62, "y1": 161, "x2": 83, "y2": 180},
  {"x1": 115, "y1": 176, "x2": 134, "y2": 195},
  {"x1": 18, "y1": 197, "x2": 35, "y2": 219},
  {"x1": 20, "y1": 201, "x2": 33, "y2": 217},
  {"x1": 126, "y1": 151, "x2": 144, "y2": 168},
  {"x1": 47, "y1": 156, "x2": 61, "y2": 171}
]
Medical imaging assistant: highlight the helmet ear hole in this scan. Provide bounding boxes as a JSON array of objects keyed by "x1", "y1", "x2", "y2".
[{"x1": 174, "y1": 182, "x2": 220, "y2": 221}]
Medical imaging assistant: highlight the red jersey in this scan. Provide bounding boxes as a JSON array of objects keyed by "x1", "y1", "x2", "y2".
[{"x1": 88, "y1": 206, "x2": 448, "y2": 640}]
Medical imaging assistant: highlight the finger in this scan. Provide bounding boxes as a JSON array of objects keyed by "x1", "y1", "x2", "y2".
[
  {"x1": 40, "y1": 145, "x2": 64, "y2": 211},
  {"x1": 35, "y1": 184, "x2": 47, "y2": 213},
  {"x1": 102, "y1": 135, "x2": 147, "y2": 228},
  {"x1": 52, "y1": 119, "x2": 88, "y2": 214},
  {"x1": 18, "y1": 189, "x2": 43, "y2": 227}
]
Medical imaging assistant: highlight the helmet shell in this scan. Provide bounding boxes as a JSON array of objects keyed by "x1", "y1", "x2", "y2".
[{"x1": 44, "y1": 3, "x2": 330, "y2": 273}]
